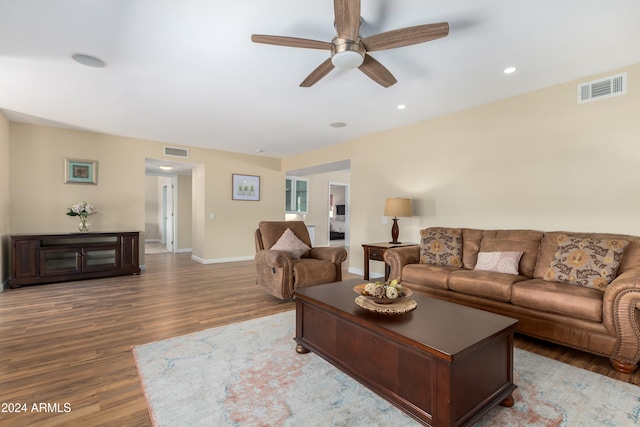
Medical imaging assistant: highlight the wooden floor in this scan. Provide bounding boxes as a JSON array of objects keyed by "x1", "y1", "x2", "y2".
[{"x1": 0, "y1": 253, "x2": 637, "y2": 426}]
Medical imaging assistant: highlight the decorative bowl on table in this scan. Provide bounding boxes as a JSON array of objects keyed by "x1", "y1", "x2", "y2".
[{"x1": 354, "y1": 280, "x2": 413, "y2": 304}]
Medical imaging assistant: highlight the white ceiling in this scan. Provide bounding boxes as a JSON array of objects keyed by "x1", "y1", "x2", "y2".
[{"x1": 1, "y1": 1, "x2": 639, "y2": 159}]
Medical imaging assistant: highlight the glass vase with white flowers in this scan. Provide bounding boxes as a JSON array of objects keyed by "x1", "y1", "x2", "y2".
[{"x1": 66, "y1": 201, "x2": 97, "y2": 233}]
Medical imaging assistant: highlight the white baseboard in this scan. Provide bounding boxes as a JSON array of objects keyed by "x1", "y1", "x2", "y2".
[
  {"x1": 191, "y1": 255, "x2": 255, "y2": 264},
  {"x1": 175, "y1": 248, "x2": 192, "y2": 253},
  {"x1": 348, "y1": 267, "x2": 383, "y2": 279}
]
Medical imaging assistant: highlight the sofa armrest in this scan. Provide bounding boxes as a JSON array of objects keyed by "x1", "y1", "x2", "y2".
[
  {"x1": 384, "y1": 246, "x2": 420, "y2": 282},
  {"x1": 603, "y1": 270, "x2": 640, "y2": 371},
  {"x1": 309, "y1": 247, "x2": 348, "y2": 265}
]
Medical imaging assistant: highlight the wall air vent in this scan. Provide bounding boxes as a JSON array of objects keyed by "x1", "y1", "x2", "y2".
[
  {"x1": 578, "y1": 72, "x2": 627, "y2": 104},
  {"x1": 163, "y1": 146, "x2": 189, "y2": 158}
]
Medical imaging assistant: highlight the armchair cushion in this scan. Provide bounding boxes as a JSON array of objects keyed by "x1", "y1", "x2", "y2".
[
  {"x1": 270, "y1": 228, "x2": 311, "y2": 259},
  {"x1": 258, "y1": 221, "x2": 312, "y2": 249}
]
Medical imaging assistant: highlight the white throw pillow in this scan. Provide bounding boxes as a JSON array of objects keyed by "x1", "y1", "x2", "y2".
[
  {"x1": 474, "y1": 251, "x2": 523, "y2": 275},
  {"x1": 270, "y1": 228, "x2": 311, "y2": 259}
]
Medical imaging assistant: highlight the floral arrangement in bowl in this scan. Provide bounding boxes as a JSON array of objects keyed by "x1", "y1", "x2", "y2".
[
  {"x1": 354, "y1": 279, "x2": 413, "y2": 304},
  {"x1": 66, "y1": 201, "x2": 96, "y2": 232}
]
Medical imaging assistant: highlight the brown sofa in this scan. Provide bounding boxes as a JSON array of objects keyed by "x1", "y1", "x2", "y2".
[
  {"x1": 384, "y1": 227, "x2": 640, "y2": 373},
  {"x1": 255, "y1": 221, "x2": 347, "y2": 300}
]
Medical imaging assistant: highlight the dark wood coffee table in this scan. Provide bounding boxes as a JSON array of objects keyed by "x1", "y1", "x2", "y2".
[{"x1": 294, "y1": 279, "x2": 518, "y2": 427}]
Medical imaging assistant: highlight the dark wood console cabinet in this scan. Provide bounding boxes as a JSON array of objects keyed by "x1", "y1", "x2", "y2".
[{"x1": 10, "y1": 232, "x2": 140, "y2": 288}]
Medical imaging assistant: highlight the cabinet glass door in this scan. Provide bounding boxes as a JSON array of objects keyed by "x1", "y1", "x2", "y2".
[
  {"x1": 83, "y1": 247, "x2": 118, "y2": 272},
  {"x1": 285, "y1": 178, "x2": 293, "y2": 212},
  {"x1": 295, "y1": 179, "x2": 308, "y2": 212},
  {"x1": 40, "y1": 249, "x2": 80, "y2": 276}
]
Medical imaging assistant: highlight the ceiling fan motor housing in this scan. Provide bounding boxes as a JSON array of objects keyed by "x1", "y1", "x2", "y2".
[{"x1": 331, "y1": 37, "x2": 365, "y2": 69}]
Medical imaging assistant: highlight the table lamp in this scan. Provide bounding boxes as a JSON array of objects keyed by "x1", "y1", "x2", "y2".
[{"x1": 384, "y1": 198, "x2": 412, "y2": 244}]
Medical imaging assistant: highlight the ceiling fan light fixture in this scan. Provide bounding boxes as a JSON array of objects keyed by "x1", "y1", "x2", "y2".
[
  {"x1": 331, "y1": 37, "x2": 365, "y2": 69},
  {"x1": 332, "y1": 50, "x2": 364, "y2": 69}
]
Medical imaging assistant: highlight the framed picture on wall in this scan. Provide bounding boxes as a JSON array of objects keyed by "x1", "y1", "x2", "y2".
[
  {"x1": 65, "y1": 158, "x2": 98, "y2": 184},
  {"x1": 232, "y1": 174, "x2": 260, "y2": 201}
]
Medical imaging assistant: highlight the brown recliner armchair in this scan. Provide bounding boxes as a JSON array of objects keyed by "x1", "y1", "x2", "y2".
[{"x1": 255, "y1": 221, "x2": 348, "y2": 300}]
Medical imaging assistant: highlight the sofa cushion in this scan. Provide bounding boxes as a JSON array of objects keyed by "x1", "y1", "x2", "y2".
[
  {"x1": 543, "y1": 234, "x2": 628, "y2": 290},
  {"x1": 270, "y1": 228, "x2": 311, "y2": 259},
  {"x1": 461, "y1": 228, "x2": 484, "y2": 269},
  {"x1": 448, "y1": 269, "x2": 527, "y2": 302},
  {"x1": 535, "y1": 231, "x2": 637, "y2": 278},
  {"x1": 402, "y1": 263, "x2": 456, "y2": 290},
  {"x1": 511, "y1": 279, "x2": 603, "y2": 322},
  {"x1": 479, "y1": 230, "x2": 543, "y2": 277},
  {"x1": 474, "y1": 251, "x2": 523, "y2": 275},
  {"x1": 419, "y1": 228, "x2": 463, "y2": 267}
]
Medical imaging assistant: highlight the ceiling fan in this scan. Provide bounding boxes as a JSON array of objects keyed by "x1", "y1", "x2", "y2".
[{"x1": 251, "y1": 0, "x2": 449, "y2": 88}]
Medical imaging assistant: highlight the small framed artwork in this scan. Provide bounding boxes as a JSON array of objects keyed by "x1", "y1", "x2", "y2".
[
  {"x1": 65, "y1": 158, "x2": 98, "y2": 184},
  {"x1": 232, "y1": 174, "x2": 260, "y2": 201}
]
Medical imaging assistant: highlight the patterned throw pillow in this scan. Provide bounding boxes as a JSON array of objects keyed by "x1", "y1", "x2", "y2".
[
  {"x1": 543, "y1": 234, "x2": 628, "y2": 291},
  {"x1": 270, "y1": 228, "x2": 311, "y2": 259},
  {"x1": 474, "y1": 251, "x2": 523, "y2": 275},
  {"x1": 419, "y1": 228, "x2": 463, "y2": 267}
]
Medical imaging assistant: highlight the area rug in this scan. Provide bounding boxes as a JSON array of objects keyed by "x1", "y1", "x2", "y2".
[{"x1": 132, "y1": 310, "x2": 640, "y2": 426}]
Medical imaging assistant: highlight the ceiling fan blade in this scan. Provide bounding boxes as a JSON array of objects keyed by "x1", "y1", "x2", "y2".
[
  {"x1": 358, "y1": 54, "x2": 397, "y2": 88},
  {"x1": 362, "y1": 22, "x2": 449, "y2": 52},
  {"x1": 334, "y1": 0, "x2": 361, "y2": 41},
  {"x1": 300, "y1": 58, "x2": 335, "y2": 87},
  {"x1": 251, "y1": 34, "x2": 332, "y2": 50}
]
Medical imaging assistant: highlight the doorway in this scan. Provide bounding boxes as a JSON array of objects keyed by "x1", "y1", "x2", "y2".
[
  {"x1": 328, "y1": 183, "x2": 349, "y2": 246},
  {"x1": 144, "y1": 158, "x2": 195, "y2": 256},
  {"x1": 161, "y1": 182, "x2": 174, "y2": 252},
  {"x1": 145, "y1": 175, "x2": 175, "y2": 254}
]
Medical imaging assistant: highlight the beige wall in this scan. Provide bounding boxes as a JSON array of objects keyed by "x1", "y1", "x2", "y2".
[
  {"x1": 8, "y1": 123, "x2": 283, "y2": 269},
  {"x1": 283, "y1": 63, "x2": 640, "y2": 277},
  {"x1": 5, "y1": 64, "x2": 639, "y2": 280},
  {"x1": 0, "y1": 112, "x2": 9, "y2": 288},
  {"x1": 187, "y1": 146, "x2": 283, "y2": 262},
  {"x1": 176, "y1": 174, "x2": 192, "y2": 251}
]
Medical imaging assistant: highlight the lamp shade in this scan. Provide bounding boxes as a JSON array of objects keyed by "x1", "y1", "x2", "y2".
[{"x1": 384, "y1": 198, "x2": 412, "y2": 218}]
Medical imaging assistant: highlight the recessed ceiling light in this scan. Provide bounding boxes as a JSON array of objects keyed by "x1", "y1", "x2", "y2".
[
  {"x1": 159, "y1": 165, "x2": 173, "y2": 171},
  {"x1": 72, "y1": 53, "x2": 107, "y2": 68},
  {"x1": 504, "y1": 67, "x2": 517, "y2": 74},
  {"x1": 397, "y1": 104, "x2": 406, "y2": 110},
  {"x1": 255, "y1": 149, "x2": 264, "y2": 153},
  {"x1": 330, "y1": 122, "x2": 347, "y2": 128}
]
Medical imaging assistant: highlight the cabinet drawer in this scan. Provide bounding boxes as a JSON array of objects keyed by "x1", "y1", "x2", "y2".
[{"x1": 369, "y1": 248, "x2": 385, "y2": 261}]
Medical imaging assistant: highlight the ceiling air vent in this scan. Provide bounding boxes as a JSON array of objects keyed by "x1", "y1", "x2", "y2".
[
  {"x1": 163, "y1": 146, "x2": 189, "y2": 158},
  {"x1": 578, "y1": 72, "x2": 627, "y2": 104}
]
